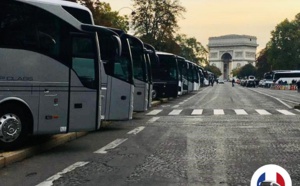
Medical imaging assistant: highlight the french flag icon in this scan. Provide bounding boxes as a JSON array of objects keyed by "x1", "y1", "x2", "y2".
[
  {"x1": 251, "y1": 164, "x2": 292, "y2": 186},
  {"x1": 257, "y1": 172, "x2": 285, "y2": 186}
]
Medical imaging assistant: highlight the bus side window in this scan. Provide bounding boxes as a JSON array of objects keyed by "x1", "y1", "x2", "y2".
[
  {"x1": 0, "y1": 1, "x2": 38, "y2": 49},
  {"x1": 72, "y1": 36, "x2": 96, "y2": 89}
]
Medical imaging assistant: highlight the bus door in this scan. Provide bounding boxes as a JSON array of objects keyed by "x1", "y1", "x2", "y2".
[{"x1": 68, "y1": 33, "x2": 100, "y2": 131}]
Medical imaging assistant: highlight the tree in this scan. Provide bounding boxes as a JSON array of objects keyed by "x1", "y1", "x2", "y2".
[
  {"x1": 256, "y1": 45, "x2": 272, "y2": 79},
  {"x1": 267, "y1": 13, "x2": 300, "y2": 70},
  {"x1": 66, "y1": 0, "x2": 130, "y2": 31},
  {"x1": 131, "y1": 0, "x2": 186, "y2": 51},
  {"x1": 204, "y1": 65, "x2": 222, "y2": 77},
  {"x1": 231, "y1": 67, "x2": 241, "y2": 78},
  {"x1": 238, "y1": 64, "x2": 257, "y2": 78},
  {"x1": 175, "y1": 34, "x2": 208, "y2": 65}
]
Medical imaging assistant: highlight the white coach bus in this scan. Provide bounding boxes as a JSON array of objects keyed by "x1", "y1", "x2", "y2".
[{"x1": 0, "y1": 0, "x2": 120, "y2": 149}]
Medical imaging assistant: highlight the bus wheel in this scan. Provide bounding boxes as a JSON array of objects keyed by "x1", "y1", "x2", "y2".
[
  {"x1": 152, "y1": 90, "x2": 157, "y2": 100},
  {"x1": 0, "y1": 106, "x2": 29, "y2": 150}
]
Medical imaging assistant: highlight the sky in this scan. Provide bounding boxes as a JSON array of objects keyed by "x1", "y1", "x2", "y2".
[{"x1": 104, "y1": 0, "x2": 300, "y2": 53}]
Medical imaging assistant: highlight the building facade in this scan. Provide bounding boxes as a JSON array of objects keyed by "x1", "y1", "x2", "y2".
[{"x1": 208, "y1": 34, "x2": 258, "y2": 80}]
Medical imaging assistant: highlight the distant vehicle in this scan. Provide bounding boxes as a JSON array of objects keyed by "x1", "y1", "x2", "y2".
[
  {"x1": 264, "y1": 70, "x2": 300, "y2": 87},
  {"x1": 203, "y1": 78, "x2": 209, "y2": 86},
  {"x1": 218, "y1": 79, "x2": 225, "y2": 84},
  {"x1": 259, "y1": 79, "x2": 266, "y2": 87},
  {"x1": 246, "y1": 75, "x2": 256, "y2": 87}
]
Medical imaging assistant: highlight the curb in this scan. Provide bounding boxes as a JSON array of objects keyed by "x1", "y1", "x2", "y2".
[{"x1": 0, "y1": 132, "x2": 87, "y2": 168}]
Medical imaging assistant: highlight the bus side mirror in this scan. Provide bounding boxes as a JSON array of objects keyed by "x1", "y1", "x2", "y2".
[{"x1": 38, "y1": 31, "x2": 56, "y2": 51}]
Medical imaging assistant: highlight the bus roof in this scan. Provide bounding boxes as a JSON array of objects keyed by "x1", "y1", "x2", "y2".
[
  {"x1": 156, "y1": 51, "x2": 175, "y2": 56},
  {"x1": 17, "y1": 0, "x2": 93, "y2": 28},
  {"x1": 273, "y1": 70, "x2": 300, "y2": 74},
  {"x1": 19, "y1": 0, "x2": 90, "y2": 11}
]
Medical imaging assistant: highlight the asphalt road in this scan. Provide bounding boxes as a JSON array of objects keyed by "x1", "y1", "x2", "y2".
[{"x1": 0, "y1": 82, "x2": 300, "y2": 186}]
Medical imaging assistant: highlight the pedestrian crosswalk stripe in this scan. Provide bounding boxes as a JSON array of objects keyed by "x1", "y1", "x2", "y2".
[
  {"x1": 255, "y1": 109, "x2": 271, "y2": 115},
  {"x1": 145, "y1": 109, "x2": 298, "y2": 116},
  {"x1": 168, "y1": 109, "x2": 183, "y2": 115},
  {"x1": 234, "y1": 109, "x2": 248, "y2": 115},
  {"x1": 191, "y1": 109, "x2": 203, "y2": 115},
  {"x1": 214, "y1": 109, "x2": 224, "y2": 115},
  {"x1": 277, "y1": 109, "x2": 296, "y2": 115},
  {"x1": 146, "y1": 109, "x2": 162, "y2": 115}
]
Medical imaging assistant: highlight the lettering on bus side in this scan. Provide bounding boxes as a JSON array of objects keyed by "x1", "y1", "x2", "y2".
[{"x1": 0, "y1": 76, "x2": 33, "y2": 81}]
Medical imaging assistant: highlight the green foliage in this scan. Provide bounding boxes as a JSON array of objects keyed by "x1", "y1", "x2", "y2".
[
  {"x1": 66, "y1": 0, "x2": 129, "y2": 31},
  {"x1": 256, "y1": 45, "x2": 272, "y2": 79},
  {"x1": 238, "y1": 64, "x2": 257, "y2": 78},
  {"x1": 131, "y1": 0, "x2": 186, "y2": 51},
  {"x1": 204, "y1": 65, "x2": 222, "y2": 77},
  {"x1": 231, "y1": 67, "x2": 241, "y2": 77},
  {"x1": 175, "y1": 34, "x2": 208, "y2": 65},
  {"x1": 267, "y1": 13, "x2": 300, "y2": 70}
]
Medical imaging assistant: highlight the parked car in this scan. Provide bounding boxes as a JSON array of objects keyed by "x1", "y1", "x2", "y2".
[
  {"x1": 246, "y1": 80, "x2": 256, "y2": 87},
  {"x1": 258, "y1": 79, "x2": 266, "y2": 87},
  {"x1": 218, "y1": 79, "x2": 224, "y2": 84}
]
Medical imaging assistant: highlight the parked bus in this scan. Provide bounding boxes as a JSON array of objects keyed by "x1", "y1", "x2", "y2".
[
  {"x1": 152, "y1": 52, "x2": 179, "y2": 99},
  {"x1": 264, "y1": 70, "x2": 300, "y2": 87},
  {"x1": 127, "y1": 36, "x2": 149, "y2": 112},
  {"x1": 0, "y1": 0, "x2": 120, "y2": 149},
  {"x1": 97, "y1": 28, "x2": 134, "y2": 120}
]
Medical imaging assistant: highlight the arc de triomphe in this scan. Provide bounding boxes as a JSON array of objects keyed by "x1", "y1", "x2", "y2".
[{"x1": 208, "y1": 34, "x2": 258, "y2": 80}]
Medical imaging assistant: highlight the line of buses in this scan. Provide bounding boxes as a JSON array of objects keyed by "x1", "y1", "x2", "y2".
[{"x1": 0, "y1": 0, "x2": 211, "y2": 150}]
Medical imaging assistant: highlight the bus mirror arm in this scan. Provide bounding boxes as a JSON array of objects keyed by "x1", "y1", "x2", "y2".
[{"x1": 112, "y1": 35, "x2": 122, "y2": 57}]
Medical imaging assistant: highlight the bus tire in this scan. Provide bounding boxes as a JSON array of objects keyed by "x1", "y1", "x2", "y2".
[{"x1": 0, "y1": 105, "x2": 29, "y2": 150}]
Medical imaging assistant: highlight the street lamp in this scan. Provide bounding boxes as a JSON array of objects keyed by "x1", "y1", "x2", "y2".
[
  {"x1": 118, "y1": 7, "x2": 136, "y2": 16},
  {"x1": 117, "y1": 7, "x2": 136, "y2": 34}
]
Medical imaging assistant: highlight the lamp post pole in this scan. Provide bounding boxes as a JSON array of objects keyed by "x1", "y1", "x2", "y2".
[{"x1": 117, "y1": 7, "x2": 136, "y2": 34}]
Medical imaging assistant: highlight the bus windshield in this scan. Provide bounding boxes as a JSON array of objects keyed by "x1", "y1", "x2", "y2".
[
  {"x1": 98, "y1": 30, "x2": 132, "y2": 83},
  {"x1": 128, "y1": 37, "x2": 147, "y2": 82},
  {"x1": 154, "y1": 54, "x2": 178, "y2": 81}
]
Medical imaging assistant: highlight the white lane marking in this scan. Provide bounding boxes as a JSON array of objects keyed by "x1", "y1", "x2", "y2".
[
  {"x1": 281, "y1": 99, "x2": 300, "y2": 104},
  {"x1": 234, "y1": 109, "x2": 248, "y2": 115},
  {"x1": 36, "y1": 162, "x2": 89, "y2": 186},
  {"x1": 277, "y1": 109, "x2": 296, "y2": 116},
  {"x1": 127, "y1": 126, "x2": 145, "y2": 135},
  {"x1": 146, "y1": 109, "x2": 162, "y2": 115},
  {"x1": 179, "y1": 102, "x2": 185, "y2": 105},
  {"x1": 147, "y1": 117, "x2": 160, "y2": 123},
  {"x1": 172, "y1": 105, "x2": 180, "y2": 108},
  {"x1": 249, "y1": 89, "x2": 292, "y2": 109},
  {"x1": 214, "y1": 109, "x2": 224, "y2": 115},
  {"x1": 191, "y1": 109, "x2": 203, "y2": 115},
  {"x1": 295, "y1": 109, "x2": 300, "y2": 113},
  {"x1": 168, "y1": 109, "x2": 183, "y2": 115},
  {"x1": 256, "y1": 109, "x2": 271, "y2": 115},
  {"x1": 94, "y1": 138, "x2": 127, "y2": 154}
]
